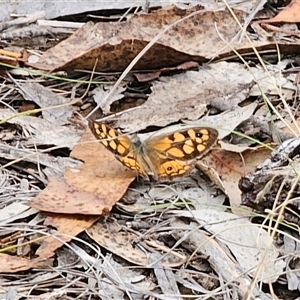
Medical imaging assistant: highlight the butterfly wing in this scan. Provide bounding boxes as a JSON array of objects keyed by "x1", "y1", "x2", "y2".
[
  {"x1": 143, "y1": 127, "x2": 218, "y2": 180},
  {"x1": 89, "y1": 121, "x2": 149, "y2": 179}
]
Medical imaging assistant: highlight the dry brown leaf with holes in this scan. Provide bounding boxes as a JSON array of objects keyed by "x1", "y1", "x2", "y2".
[
  {"x1": 28, "y1": 5, "x2": 299, "y2": 74},
  {"x1": 29, "y1": 6, "x2": 248, "y2": 72},
  {"x1": 198, "y1": 142, "x2": 272, "y2": 210},
  {"x1": 28, "y1": 126, "x2": 135, "y2": 214},
  {"x1": 86, "y1": 218, "x2": 186, "y2": 267}
]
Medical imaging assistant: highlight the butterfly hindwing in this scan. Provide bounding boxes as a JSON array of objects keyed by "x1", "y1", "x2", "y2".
[{"x1": 143, "y1": 127, "x2": 218, "y2": 179}]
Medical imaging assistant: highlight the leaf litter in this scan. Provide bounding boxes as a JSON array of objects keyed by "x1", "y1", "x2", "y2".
[
  {"x1": 29, "y1": 128, "x2": 136, "y2": 214},
  {"x1": 1, "y1": 2, "x2": 300, "y2": 299},
  {"x1": 18, "y1": 82, "x2": 74, "y2": 125}
]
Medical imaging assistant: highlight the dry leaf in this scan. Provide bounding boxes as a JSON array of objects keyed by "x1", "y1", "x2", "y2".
[
  {"x1": 0, "y1": 202, "x2": 37, "y2": 223},
  {"x1": 173, "y1": 209, "x2": 285, "y2": 283},
  {"x1": 36, "y1": 214, "x2": 98, "y2": 258},
  {"x1": 86, "y1": 219, "x2": 150, "y2": 266},
  {"x1": 199, "y1": 143, "x2": 272, "y2": 209},
  {"x1": 19, "y1": 82, "x2": 73, "y2": 125},
  {"x1": 171, "y1": 218, "x2": 256, "y2": 297},
  {"x1": 115, "y1": 62, "x2": 275, "y2": 131},
  {"x1": 0, "y1": 253, "x2": 37, "y2": 273},
  {"x1": 28, "y1": 127, "x2": 135, "y2": 214},
  {"x1": 0, "y1": 214, "x2": 97, "y2": 272},
  {"x1": 92, "y1": 84, "x2": 125, "y2": 114},
  {"x1": 86, "y1": 218, "x2": 186, "y2": 267},
  {"x1": 29, "y1": 6, "x2": 247, "y2": 72},
  {"x1": 191, "y1": 103, "x2": 257, "y2": 140},
  {"x1": 133, "y1": 61, "x2": 199, "y2": 82},
  {"x1": 262, "y1": 0, "x2": 300, "y2": 23},
  {"x1": 0, "y1": 109, "x2": 81, "y2": 147}
]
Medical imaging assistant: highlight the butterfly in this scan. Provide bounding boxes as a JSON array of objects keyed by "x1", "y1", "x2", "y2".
[{"x1": 89, "y1": 120, "x2": 218, "y2": 181}]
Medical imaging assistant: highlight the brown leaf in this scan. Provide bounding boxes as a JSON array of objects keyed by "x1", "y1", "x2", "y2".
[
  {"x1": 28, "y1": 177, "x2": 112, "y2": 214},
  {"x1": 262, "y1": 0, "x2": 300, "y2": 23},
  {"x1": 36, "y1": 214, "x2": 99, "y2": 258},
  {"x1": 0, "y1": 253, "x2": 37, "y2": 273},
  {"x1": 134, "y1": 61, "x2": 199, "y2": 82},
  {"x1": 29, "y1": 6, "x2": 246, "y2": 72},
  {"x1": 28, "y1": 127, "x2": 135, "y2": 214},
  {"x1": 0, "y1": 214, "x2": 98, "y2": 272},
  {"x1": 64, "y1": 127, "x2": 136, "y2": 203},
  {"x1": 198, "y1": 143, "x2": 272, "y2": 210}
]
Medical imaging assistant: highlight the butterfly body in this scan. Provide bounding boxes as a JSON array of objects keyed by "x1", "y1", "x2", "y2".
[{"x1": 89, "y1": 121, "x2": 218, "y2": 180}]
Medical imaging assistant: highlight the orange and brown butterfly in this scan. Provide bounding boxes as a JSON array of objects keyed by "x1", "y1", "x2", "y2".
[{"x1": 89, "y1": 120, "x2": 218, "y2": 180}]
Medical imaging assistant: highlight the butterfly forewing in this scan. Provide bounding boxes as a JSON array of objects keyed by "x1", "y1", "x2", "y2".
[
  {"x1": 89, "y1": 120, "x2": 149, "y2": 179},
  {"x1": 89, "y1": 121, "x2": 130, "y2": 156}
]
